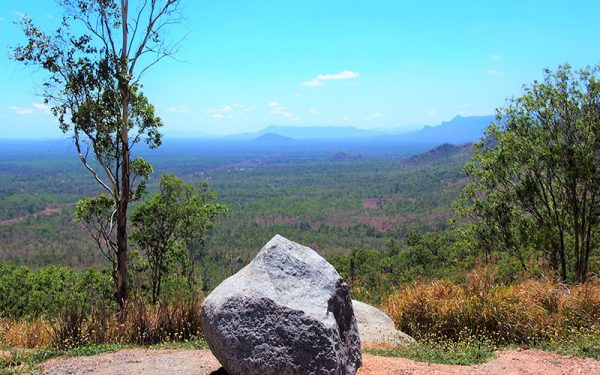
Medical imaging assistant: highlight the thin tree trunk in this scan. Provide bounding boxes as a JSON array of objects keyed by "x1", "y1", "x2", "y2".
[
  {"x1": 558, "y1": 234, "x2": 567, "y2": 282},
  {"x1": 116, "y1": 203, "x2": 128, "y2": 307},
  {"x1": 116, "y1": 0, "x2": 130, "y2": 309},
  {"x1": 155, "y1": 269, "x2": 162, "y2": 305},
  {"x1": 577, "y1": 212, "x2": 593, "y2": 283}
]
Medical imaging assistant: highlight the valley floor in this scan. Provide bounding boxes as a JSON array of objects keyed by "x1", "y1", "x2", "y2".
[{"x1": 37, "y1": 348, "x2": 599, "y2": 375}]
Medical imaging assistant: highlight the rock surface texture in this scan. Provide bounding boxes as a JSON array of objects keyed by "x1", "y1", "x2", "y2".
[
  {"x1": 352, "y1": 300, "x2": 415, "y2": 347},
  {"x1": 201, "y1": 235, "x2": 362, "y2": 375}
]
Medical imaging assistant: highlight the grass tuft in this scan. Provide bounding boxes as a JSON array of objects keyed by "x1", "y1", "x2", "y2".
[
  {"x1": 366, "y1": 338, "x2": 496, "y2": 366},
  {"x1": 534, "y1": 331, "x2": 600, "y2": 360}
]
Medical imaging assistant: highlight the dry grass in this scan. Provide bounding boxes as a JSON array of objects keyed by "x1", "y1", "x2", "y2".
[
  {"x1": 0, "y1": 298, "x2": 204, "y2": 350},
  {"x1": 0, "y1": 318, "x2": 53, "y2": 348},
  {"x1": 382, "y1": 268, "x2": 600, "y2": 344}
]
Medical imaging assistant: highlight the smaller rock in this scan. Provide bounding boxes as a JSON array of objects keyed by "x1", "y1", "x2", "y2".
[{"x1": 352, "y1": 300, "x2": 415, "y2": 347}]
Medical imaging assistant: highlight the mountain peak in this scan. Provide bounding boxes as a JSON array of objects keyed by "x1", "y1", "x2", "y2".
[{"x1": 253, "y1": 133, "x2": 295, "y2": 143}]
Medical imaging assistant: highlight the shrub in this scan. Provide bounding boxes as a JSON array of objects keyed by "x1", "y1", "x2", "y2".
[
  {"x1": 0, "y1": 262, "x2": 113, "y2": 320},
  {"x1": 50, "y1": 297, "x2": 204, "y2": 349},
  {"x1": 382, "y1": 268, "x2": 600, "y2": 344}
]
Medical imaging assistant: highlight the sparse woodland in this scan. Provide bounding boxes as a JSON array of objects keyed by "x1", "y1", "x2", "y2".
[{"x1": 0, "y1": 0, "x2": 599, "y2": 372}]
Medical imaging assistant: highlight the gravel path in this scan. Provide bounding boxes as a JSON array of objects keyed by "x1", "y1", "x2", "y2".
[
  {"x1": 39, "y1": 349, "x2": 222, "y2": 375},
  {"x1": 38, "y1": 348, "x2": 599, "y2": 375}
]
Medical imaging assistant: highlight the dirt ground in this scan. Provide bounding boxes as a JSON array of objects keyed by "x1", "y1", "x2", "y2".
[{"x1": 38, "y1": 347, "x2": 600, "y2": 375}]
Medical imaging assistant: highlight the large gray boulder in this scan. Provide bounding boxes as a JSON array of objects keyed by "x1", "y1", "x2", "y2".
[
  {"x1": 201, "y1": 235, "x2": 362, "y2": 375},
  {"x1": 352, "y1": 300, "x2": 415, "y2": 347}
]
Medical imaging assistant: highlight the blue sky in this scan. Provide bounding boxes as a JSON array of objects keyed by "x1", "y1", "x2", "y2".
[{"x1": 1, "y1": 0, "x2": 600, "y2": 138}]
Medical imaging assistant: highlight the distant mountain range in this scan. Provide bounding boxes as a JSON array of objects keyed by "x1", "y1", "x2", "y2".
[
  {"x1": 0, "y1": 115, "x2": 494, "y2": 161},
  {"x1": 231, "y1": 125, "x2": 381, "y2": 140},
  {"x1": 393, "y1": 115, "x2": 494, "y2": 145},
  {"x1": 252, "y1": 133, "x2": 295, "y2": 143},
  {"x1": 255, "y1": 125, "x2": 382, "y2": 139},
  {"x1": 235, "y1": 115, "x2": 494, "y2": 145}
]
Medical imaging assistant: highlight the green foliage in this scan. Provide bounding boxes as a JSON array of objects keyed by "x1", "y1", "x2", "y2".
[
  {"x1": 369, "y1": 330, "x2": 598, "y2": 364},
  {"x1": 75, "y1": 195, "x2": 115, "y2": 224},
  {"x1": 0, "y1": 262, "x2": 113, "y2": 320},
  {"x1": 329, "y1": 230, "x2": 475, "y2": 304},
  {"x1": 536, "y1": 330, "x2": 600, "y2": 360},
  {"x1": 12, "y1": 0, "x2": 181, "y2": 307},
  {"x1": 366, "y1": 338, "x2": 497, "y2": 365},
  {"x1": 13, "y1": 11, "x2": 163, "y2": 193},
  {"x1": 131, "y1": 174, "x2": 226, "y2": 303},
  {"x1": 130, "y1": 157, "x2": 154, "y2": 201},
  {"x1": 457, "y1": 64, "x2": 600, "y2": 282},
  {"x1": 75, "y1": 194, "x2": 119, "y2": 289}
]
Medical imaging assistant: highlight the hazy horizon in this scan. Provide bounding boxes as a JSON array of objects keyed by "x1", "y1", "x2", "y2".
[{"x1": 0, "y1": 113, "x2": 492, "y2": 140}]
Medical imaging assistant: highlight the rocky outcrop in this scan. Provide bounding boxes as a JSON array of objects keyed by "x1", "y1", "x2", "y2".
[
  {"x1": 352, "y1": 300, "x2": 415, "y2": 347},
  {"x1": 201, "y1": 235, "x2": 362, "y2": 375}
]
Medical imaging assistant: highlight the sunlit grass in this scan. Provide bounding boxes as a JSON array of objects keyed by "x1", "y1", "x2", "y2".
[
  {"x1": 382, "y1": 268, "x2": 600, "y2": 346},
  {"x1": 366, "y1": 337, "x2": 497, "y2": 365},
  {"x1": 534, "y1": 330, "x2": 600, "y2": 360}
]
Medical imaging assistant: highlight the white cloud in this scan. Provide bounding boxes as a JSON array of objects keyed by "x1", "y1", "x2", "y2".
[
  {"x1": 316, "y1": 70, "x2": 360, "y2": 81},
  {"x1": 309, "y1": 107, "x2": 320, "y2": 115},
  {"x1": 269, "y1": 101, "x2": 299, "y2": 121},
  {"x1": 303, "y1": 79, "x2": 323, "y2": 87},
  {"x1": 427, "y1": 110, "x2": 437, "y2": 116},
  {"x1": 485, "y1": 69, "x2": 503, "y2": 76},
  {"x1": 206, "y1": 105, "x2": 233, "y2": 113},
  {"x1": 232, "y1": 104, "x2": 254, "y2": 112},
  {"x1": 33, "y1": 103, "x2": 51, "y2": 114},
  {"x1": 10, "y1": 103, "x2": 51, "y2": 115},
  {"x1": 206, "y1": 104, "x2": 253, "y2": 120},
  {"x1": 302, "y1": 70, "x2": 360, "y2": 87},
  {"x1": 167, "y1": 106, "x2": 190, "y2": 114},
  {"x1": 10, "y1": 106, "x2": 33, "y2": 115},
  {"x1": 366, "y1": 113, "x2": 384, "y2": 121}
]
